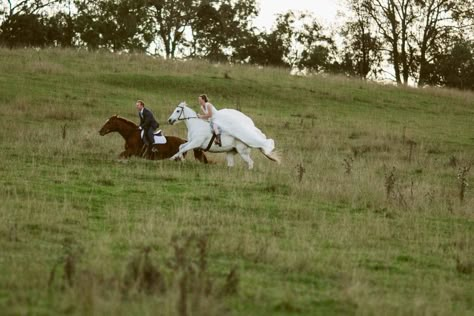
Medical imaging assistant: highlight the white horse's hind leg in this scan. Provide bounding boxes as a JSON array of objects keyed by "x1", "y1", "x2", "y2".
[
  {"x1": 236, "y1": 143, "x2": 253, "y2": 170},
  {"x1": 226, "y1": 152, "x2": 236, "y2": 167}
]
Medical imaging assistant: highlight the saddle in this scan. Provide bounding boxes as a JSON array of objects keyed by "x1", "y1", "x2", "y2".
[{"x1": 140, "y1": 129, "x2": 167, "y2": 144}]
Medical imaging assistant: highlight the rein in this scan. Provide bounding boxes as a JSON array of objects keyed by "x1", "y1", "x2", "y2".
[{"x1": 177, "y1": 105, "x2": 198, "y2": 121}]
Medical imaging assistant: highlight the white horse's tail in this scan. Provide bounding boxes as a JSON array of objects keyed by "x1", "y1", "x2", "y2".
[
  {"x1": 260, "y1": 139, "x2": 280, "y2": 163},
  {"x1": 261, "y1": 149, "x2": 280, "y2": 163},
  {"x1": 262, "y1": 138, "x2": 275, "y2": 156}
]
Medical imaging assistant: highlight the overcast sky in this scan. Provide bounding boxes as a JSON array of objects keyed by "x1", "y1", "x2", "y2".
[{"x1": 254, "y1": 0, "x2": 345, "y2": 30}]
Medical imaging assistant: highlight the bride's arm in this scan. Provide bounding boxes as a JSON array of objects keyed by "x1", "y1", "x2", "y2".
[{"x1": 198, "y1": 103, "x2": 212, "y2": 119}]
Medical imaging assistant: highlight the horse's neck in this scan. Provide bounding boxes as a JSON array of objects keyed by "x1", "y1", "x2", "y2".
[
  {"x1": 183, "y1": 107, "x2": 197, "y2": 126},
  {"x1": 184, "y1": 106, "x2": 196, "y2": 117},
  {"x1": 183, "y1": 108, "x2": 196, "y2": 123},
  {"x1": 116, "y1": 119, "x2": 138, "y2": 139}
]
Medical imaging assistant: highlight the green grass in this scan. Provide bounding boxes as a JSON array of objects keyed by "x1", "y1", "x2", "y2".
[{"x1": 0, "y1": 47, "x2": 473, "y2": 315}]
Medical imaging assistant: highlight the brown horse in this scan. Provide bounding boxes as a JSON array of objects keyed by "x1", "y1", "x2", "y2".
[{"x1": 99, "y1": 115, "x2": 208, "y2": 163}]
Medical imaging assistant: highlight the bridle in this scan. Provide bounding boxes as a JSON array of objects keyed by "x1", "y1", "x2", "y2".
[{"x1": 176, "y1": 105, "x2": 198, "y2": 121}]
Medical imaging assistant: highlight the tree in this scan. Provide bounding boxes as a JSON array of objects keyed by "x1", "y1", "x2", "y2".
[
  {"x1": 190, "y1": 0, "x2": 258, "y2": 61},
  {"x1": 232, "y1": 11, "x2": 294, "y2": 67},
  {"x1": 256, "y1": 12, "x2": 295, "y2": 67},
  {"x1": 45, "y1": 11, "x2": 74, "y2": 47},
  {"x1": 256, "y1": 29, "x2": 291, "y2": 67},
  {"x1": 74, "y1": 0, "x2": 152, "y2": 52},
  {"x1": 0, "y1": 0, "x2": 66, "y2": 47},
  {"x1": 348, "y1": 0, "x2": 474, "y2": 86},
  {"x1": 146, "y1": 0, "x2": 200, "y2": 58},
  {"x1": 233, "y1": 11, "x2": 335, "y2": 70},
  {"x1": 231, "y1": 28, "x2": 289, "y2": 67},
  {"x1": 415, "y1": 0, "x2": 474, "y2": 86},
  {"x1": 358, "y1": 0, "x2": 417, "y2": 84},
  {"x1": 0, "y1": 13, "x2": 47, "y2": 47},
  {"x1": 435, "y1": 38, "x2": 474, "y2": 90},
  {"x1": 340, "y1": 1, "x2": 382, "y2": 78},
  {"x1": 3, "y1": 0, "x2": 61, "y2": 17},
  {"x1": 295, "y1": 13, "x2": 336, "y2": 72}
]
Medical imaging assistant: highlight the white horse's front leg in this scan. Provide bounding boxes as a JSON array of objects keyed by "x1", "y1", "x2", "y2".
[
  {"x1": 170, "y1": 140, "x2": 201, "y2": 160},
  {"x1": 176, "y1": 144, "x2": 187, "y2": 160}
]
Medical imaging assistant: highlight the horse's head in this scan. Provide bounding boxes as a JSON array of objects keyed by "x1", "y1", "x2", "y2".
[
  {"x1": 99, "y1": 115, "x2": 120, "y2": 135},
  {"x1": 168, "y1": 102, "x2": 188, "y2": 125}
]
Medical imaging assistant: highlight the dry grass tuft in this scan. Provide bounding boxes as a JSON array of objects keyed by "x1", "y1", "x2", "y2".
[
  {"x1": 343, "y1": 155, "x2": 354, "y2": 174},
  {"x1": 455, "y1": 257, "x2": 473, "y2": 274},
  {"x1": 384, "y1": 167, "x2": 397, "y2": 200},
  {"x1": 447, "y1": 155, "x2": 458, "y2": 168},
  {"x1": 62, "y1": 124, "x2": 67, "y2": 140},
  {"x1": 457, "y1": 164, "x2": 471, "y2": 203},
  {"x1": 48, "y1": 237, "x2": 84, "y2": 289},
  {"x1": 405, "y1": 139, "x2": 417, "y2": 162},
  {"x1": 123, "y1": 246, "x2": 166, "y2": 295},
  {"x1": 45, "y1": 233, "x2": 237, "y2": 315},
  {"x1": 220, "y1": 267, "x2": 239, "y2": 296},
  {"x1": 296, "y1": 163, "x2": 305, "y2": 182}
]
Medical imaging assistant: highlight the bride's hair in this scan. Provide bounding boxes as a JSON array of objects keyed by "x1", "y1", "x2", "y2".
[{"x1": 199, "y1": 94, "x2": 208, "y2": 102}]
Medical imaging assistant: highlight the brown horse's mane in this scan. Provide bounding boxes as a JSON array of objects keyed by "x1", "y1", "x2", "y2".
[{"x1": 113, "y1": 115, "x2": 138, "y2": 129}]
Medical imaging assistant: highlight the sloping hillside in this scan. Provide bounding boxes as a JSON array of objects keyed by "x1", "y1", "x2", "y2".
[{"x1": 0, "y1": 48, "x2": 473, "y2": 315}]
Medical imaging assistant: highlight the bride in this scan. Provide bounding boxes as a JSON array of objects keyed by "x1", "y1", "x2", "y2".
[{"x1": 196, "y1": 94, "x2": 222, "y2": 146}]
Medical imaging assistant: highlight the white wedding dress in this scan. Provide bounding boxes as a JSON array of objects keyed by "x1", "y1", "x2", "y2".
[{"x1": 213, "y1": 109, "x2": 275, "y2": 155}]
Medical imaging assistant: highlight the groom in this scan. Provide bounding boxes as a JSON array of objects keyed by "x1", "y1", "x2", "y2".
[{"x1": 135, "y1": 100, "x2": 159, "y2": 156}]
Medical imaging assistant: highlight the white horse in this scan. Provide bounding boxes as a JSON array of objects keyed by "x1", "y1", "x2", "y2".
[{"x1": 167, "y1": 102, "x2": 279, "y2": 169}]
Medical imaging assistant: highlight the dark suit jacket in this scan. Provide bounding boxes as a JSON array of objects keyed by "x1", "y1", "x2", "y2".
[{"x1": 139, "y1": 107, "x2": 159, "y2": 130}]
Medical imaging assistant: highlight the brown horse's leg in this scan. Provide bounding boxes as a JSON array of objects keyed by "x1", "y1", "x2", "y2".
[
  {"x1": 146, "y1": 146, "x2": 154, "y2": 160},
  {"x1": 193, "y1": 149, "x2": 208, "y2": 164},
  {"x1": 141, "y1": 145, "x2": 153, "y2": 159}
]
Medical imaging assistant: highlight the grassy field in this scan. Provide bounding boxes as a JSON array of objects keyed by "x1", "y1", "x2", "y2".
[{"x1": 0, "y1": 48, "x2": 473, "y2": 315}]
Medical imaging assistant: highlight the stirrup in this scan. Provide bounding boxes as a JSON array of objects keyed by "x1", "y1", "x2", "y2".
[{"x1": 140, "y1": 144, "x2": 148, "y2": 157}]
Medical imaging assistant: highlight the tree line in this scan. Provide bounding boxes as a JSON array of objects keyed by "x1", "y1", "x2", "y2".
[{"x1": 1, "y1": 0, "x2": 473, "y2": 89}]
